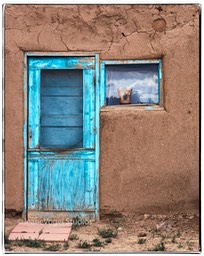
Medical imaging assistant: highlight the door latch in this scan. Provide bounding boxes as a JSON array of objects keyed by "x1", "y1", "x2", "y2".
[{"x1": 29, "y1": 130, "x2": 32, "y2": 140}]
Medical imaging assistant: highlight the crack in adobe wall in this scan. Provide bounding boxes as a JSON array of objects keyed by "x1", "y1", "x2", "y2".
[{"x1": 4, "y1": 5, "x2": 200, "y2": 56}]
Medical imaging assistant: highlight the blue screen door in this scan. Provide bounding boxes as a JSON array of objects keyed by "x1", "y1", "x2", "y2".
[{"x1": 27, "y1": 56, "x2": 98, "y2": 219}]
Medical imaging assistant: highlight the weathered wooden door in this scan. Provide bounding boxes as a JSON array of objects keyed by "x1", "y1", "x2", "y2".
[{"x1": 27, "y1": 56, "x2": 98, "y2": 219}]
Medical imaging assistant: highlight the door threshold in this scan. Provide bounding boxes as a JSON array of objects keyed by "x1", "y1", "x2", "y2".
[{"x1": 27, "y1": 211, "x2": 96, "y2": 222}]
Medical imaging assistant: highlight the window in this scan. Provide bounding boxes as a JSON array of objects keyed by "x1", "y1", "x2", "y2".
[
  {"x1": 40, "y1": 69, "x2": 83, "y2": 148},
  {"x1": 100, "y1": 60, "x2": 162, "y2": 107}
]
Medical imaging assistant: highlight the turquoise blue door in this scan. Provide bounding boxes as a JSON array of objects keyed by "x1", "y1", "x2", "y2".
[{"x1": 27, "y1": 56, "x2": 98, "y2": 219}]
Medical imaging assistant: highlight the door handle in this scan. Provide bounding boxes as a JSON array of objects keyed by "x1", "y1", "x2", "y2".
[{"x1": 29, "y1": 130, "x2": 32, "y2": 139}]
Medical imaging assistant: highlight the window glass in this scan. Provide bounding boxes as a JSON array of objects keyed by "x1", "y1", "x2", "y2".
[{"x1": 106, "y1": 64, "x2": 159, "y2": 106}]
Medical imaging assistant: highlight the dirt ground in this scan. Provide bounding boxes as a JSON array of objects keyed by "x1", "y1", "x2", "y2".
[{"x1": 4, "y1": 211, "x2": 200, "y2": 253}]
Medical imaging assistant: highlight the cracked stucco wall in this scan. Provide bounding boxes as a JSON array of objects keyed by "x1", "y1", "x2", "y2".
[{"x1": 4, "y1": 4, "x2": 200, "y2": 215}]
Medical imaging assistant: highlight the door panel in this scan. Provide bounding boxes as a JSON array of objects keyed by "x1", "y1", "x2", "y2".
[
  {"x1": 41, "y1": 87, "x2": 83, "y2": 96},
  {"x1": 41, "y1": 97, "x2": 83, "y2": 115},
  {"x1": 41, "y1": 127, "x2": 83, "y2": 148},
  {"x1": 41, "y1": 115, "x2": 83, "y2": 127},
  {"x1": 27, "y1": 56, "x2": 97, "y2": 218},
  {"x1": 41, "y1": 69, "x2": 83, "y2": 139},
  {"x1": 28, "y1": 158, "x2": 95, "y2": 211},
  {"x1": 41, "y1": 69, "x2": 83, "y2": 87}
]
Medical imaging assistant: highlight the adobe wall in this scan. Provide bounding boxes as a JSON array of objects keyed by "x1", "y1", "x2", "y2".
[{"x1": 4, "y1": 4, "x2": 200, "y2": 216}]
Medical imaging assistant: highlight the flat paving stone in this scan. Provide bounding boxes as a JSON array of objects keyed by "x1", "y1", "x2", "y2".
[
  {"x1": 8, "y1": 222, "x2": 72, "y2": 242},
  {"x1": 42, "y1": 227, "x2": 72, "y2": 234},
  {"x1": 11, "y1": 223, "x2": 45, "y2": 233},
  {"x1": 45, "y1": 223, "x2": 73, "y2": 227},
  {"x1": 8, "y1": 232, "x2": 39, "y2": 241},
  {"x1": 38, "y1": 233, "x2": 70, "y2": 242}
]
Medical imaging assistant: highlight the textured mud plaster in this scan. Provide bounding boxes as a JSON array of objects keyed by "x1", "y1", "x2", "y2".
[{"x1": 4, "y1": 4, "x2": 200, "y2": 215}]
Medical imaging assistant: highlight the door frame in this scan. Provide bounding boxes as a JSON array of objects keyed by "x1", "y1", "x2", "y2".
[{"x1": 23, "y1": 52, "x2": 100, "y2": 220}]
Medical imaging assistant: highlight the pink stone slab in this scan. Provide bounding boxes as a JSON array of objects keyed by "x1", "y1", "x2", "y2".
[
  {"x1": 38, "y1": 233, "x2": 70, "y2": 242},
  {"x1": 43, "y1": 224, "x2": 72, "y2": 228},
  {"x1": 42, "y1": 227, "x2": 72, "y2": 234},
  {"x1": 11, "y1": 223, "x2": 45, "y2": 233},
  {"x1": 44, "y1": 223, "x2": 73, "y2": 228},
  {"x1": 15, "y1": 222, "x2": 45, "y2": 226},
  {"x1": 8, "y1": 232, "x2": 39, "y2": 241}
]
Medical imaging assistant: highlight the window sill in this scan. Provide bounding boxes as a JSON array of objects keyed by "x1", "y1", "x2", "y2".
[{"x1": 100, "y1": 105, "x2": 165, "y2": 112}]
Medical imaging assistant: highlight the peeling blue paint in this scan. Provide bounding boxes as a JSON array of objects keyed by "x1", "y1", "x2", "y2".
[
  {"x1": 99, "y1": 62, "x2": 106, "y2": 108},
  {"x1": 145, "y1": 106, "x2": 153, "y2": 110},
  {"x1": 95, "y1": 54, "x2": 100, "y2": 220},
  {"x1": 100, "y1": 59, "x2": 161, "y2": 66},
  {"x1": 158, "y1": 60, "x2": 162, "y2": 103},
  {"x1": 24, "y1": 53, "x2": 28, "y2": 219},
  {"x1": 28, "y1": 57, "x2": 95, "y2": 70}
]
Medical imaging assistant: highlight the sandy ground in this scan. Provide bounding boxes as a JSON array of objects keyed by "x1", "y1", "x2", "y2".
[{"x1": 4, "y1": 211, "x2": 200, "y2": 253}]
